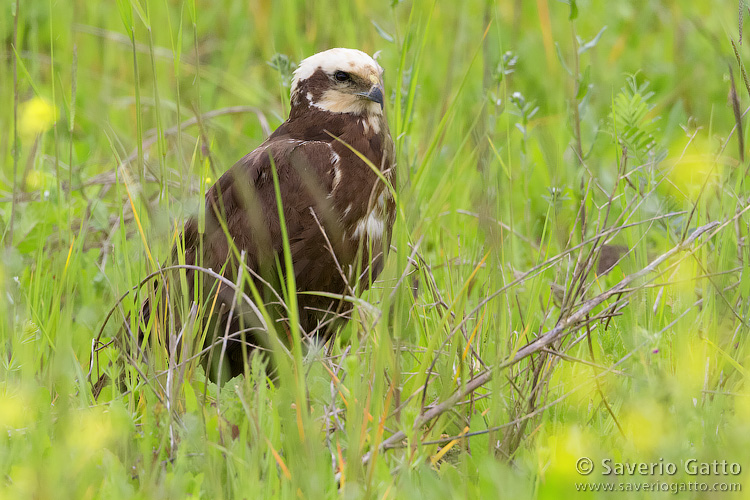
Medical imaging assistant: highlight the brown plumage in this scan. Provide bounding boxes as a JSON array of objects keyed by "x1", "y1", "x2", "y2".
[{"x1": 142, "y1": 48, "x2": 395, "y2": 380}]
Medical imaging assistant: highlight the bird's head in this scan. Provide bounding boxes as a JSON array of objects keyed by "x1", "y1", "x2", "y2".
[{"x1": 291, "y1": 48, "x2": 385, "y2": 116}]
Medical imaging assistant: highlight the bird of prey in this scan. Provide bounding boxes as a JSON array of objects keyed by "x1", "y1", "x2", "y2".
[{"x1": 139, "y1": 48, "x2": 396, "y2": 381}]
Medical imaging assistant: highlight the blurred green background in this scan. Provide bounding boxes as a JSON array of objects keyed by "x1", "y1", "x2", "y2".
[{"x1": 1, "y1": 0, "x2": 749, "y2": 498}]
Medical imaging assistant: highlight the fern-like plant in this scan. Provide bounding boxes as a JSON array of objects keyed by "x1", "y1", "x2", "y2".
[{"x1": 610, "y1": 73, "x2": 660, "y2": 161}]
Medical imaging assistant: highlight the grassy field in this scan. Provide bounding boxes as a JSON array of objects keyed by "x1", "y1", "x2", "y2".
[{"x1": 2, "y1": 0, "x2": 750, "y2": 498}]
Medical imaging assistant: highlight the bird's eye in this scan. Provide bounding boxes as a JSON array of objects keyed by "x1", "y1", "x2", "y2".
[{"x1": 334, "y1": 71, "x2": 350, "y2": 82}]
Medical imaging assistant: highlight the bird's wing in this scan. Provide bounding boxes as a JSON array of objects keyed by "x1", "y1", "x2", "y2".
[{"x1": 184, "y1": 138, "x2": 340, "y2": 285}]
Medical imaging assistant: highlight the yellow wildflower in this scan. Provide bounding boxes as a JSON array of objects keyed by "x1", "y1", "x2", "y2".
[{"x1": 19, "y1": 97, "x2": 57, "y2": 140}]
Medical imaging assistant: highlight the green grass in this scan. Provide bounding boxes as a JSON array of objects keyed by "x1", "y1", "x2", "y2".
[{"x1": 2, "y1": 0, "x2": 750, "y2": 498}]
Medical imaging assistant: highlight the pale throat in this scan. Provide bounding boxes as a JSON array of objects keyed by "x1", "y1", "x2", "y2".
[{"x1": 306, "y1": 89, "x2": 383, "y2": 117}]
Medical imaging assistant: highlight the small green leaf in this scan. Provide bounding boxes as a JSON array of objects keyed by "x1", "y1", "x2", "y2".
[
  {"x1": 12, "y1": 46, "x2": 42, "y2": 97},
  {"x1": 555, "y1": 42, "x2": 573, "y2": 76},
  {"x1": 372, "y1": 19, "x2": 395, "y2": 43},
  {"x1": 115, "y1": 0, "x2": 134, "y2": 38},
  {"x1": 187, "y1": 0, "x2": 196, "y2": 24},
  {"x1": 579, "y1": 26, "x2": 607, "y2": 55},
  {"x1": 129, "y1": 0, "x2": 150, "y2": 29},
  {"x1": 576, "y1": 65, "x2": 591, "y2": 99}
]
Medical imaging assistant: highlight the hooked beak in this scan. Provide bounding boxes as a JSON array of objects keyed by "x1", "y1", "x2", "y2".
[{"x1": 357, "y1": 84, "x2": 384, "y2": 109}]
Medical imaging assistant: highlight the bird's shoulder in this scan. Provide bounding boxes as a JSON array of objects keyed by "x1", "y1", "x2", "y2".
[{"x1": 218, "y1": 133, "x2": 339, "y2": 193}]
